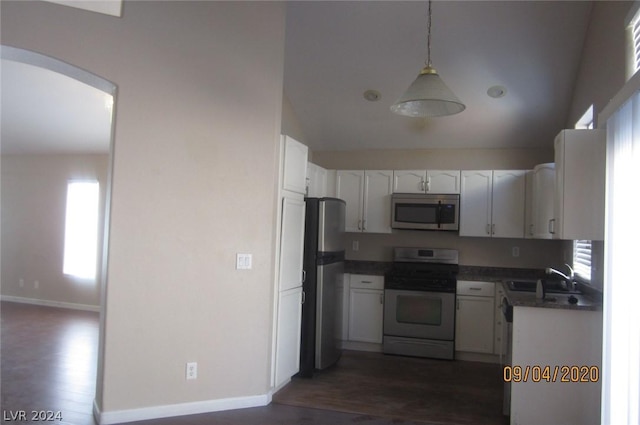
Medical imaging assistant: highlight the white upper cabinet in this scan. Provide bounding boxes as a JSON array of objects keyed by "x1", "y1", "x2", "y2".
[
  {"x1": 393, "y1": 170, "x2": 425, "y2": 193},
  {"x1": 524, "y1": 171, "x2": 535, "y2": 239},
  {"x1": 460, "y1": 171, "x2": 493, "y2": 237},
  {"x1": 427, "y1": 170, "x2": 461, "y2": 194},
  {"x1": 306, "y1": 162, "x2": 328, "y2": 198},
  {"x1": 553, "y1": 129, "x2": 605, "y2": 240},
  {"x1": 336, "y1": 170, "x2": 365, "y2": 232},
  {"x1": 282, "y1": 135, "x2": 308, "y2": 195},
  {"x1": 531, "y1": 163, "x2": 555, "y2": 239},
  {"x1": 393, "y1": 170, "x2": 460, "y2": 194},
  {"x1": 460, "y1": 170, "x2": 525, "y2": 238},
  {"x1": 492, "y1": 170, "x2": 526, "y2": 238},
  {"x1": 336, "y1": 170, "x2": 393, "y2": 233}
]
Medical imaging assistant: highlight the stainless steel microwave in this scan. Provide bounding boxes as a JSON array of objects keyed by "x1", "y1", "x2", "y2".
[{"x1": 391, "y1": 194, "x2": 460, "y2": 231}]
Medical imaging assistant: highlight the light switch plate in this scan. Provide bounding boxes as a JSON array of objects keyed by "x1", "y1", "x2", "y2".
[{"x1": 236, "y1": 253, "x2": 252, "y2": 270}]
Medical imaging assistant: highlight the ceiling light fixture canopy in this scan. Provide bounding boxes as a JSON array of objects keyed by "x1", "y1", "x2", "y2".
[{"x1": 391, "y1": 0, "x2": 465, "y2": 117}]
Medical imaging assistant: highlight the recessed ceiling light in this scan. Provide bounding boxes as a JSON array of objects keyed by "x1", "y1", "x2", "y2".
[
  {"x1": 363, "y1": 89, "x2": 382, "y2": 102},
  {"x1": 487, "y1": 85, "x2": 507, "y2": 99}
]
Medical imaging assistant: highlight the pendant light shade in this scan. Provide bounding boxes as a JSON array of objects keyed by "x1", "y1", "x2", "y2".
[
  {"x1": 391, "y1": 1, "x2": 465, "y2": 117},
  {"x1": 390, "y1": 66, "x2": 465, "y2": 117}
]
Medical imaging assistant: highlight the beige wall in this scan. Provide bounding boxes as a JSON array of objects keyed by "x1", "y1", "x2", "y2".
[
  {"x1": 1, "y1": 0, "x2": 286, "y2": 416},
  {"x1": 1, "y1": 154, "x2": 108, "y2": 308},
  {"x1": 313, "y1": 148, "x2": 564, "y2": 269},
  {"x1": 568, "y1": 1, "x2": 634, "y2": 128}
]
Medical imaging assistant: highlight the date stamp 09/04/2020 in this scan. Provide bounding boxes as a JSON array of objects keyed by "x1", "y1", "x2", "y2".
[
  {"x1": 2, "y1": 411, "x2": 63, "y2": 422},
  {"x1": 504, "y1": 365, "x2": 600, "y2": 383}
]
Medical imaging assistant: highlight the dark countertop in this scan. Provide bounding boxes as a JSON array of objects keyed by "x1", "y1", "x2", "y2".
[
  {"x1": 344, "y1": 260, "x2": 602, "y2": 311},
  {"x1": 500, "y1": 281, "x2": 602, "y2": 311}
]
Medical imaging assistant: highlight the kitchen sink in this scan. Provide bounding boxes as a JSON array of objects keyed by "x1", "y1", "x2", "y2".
[{"x1": 506, "y1": 279, "x2": 582, "y2": 295}]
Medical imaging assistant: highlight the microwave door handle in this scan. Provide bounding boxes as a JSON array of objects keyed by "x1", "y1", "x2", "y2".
[{"x1": 436, "y1": 201, "x2": 442, "y2": 229}]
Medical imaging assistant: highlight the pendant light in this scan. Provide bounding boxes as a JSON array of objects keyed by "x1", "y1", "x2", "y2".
[{"x1": 391, "y1": 0, "x2": 465, "y2": 117}]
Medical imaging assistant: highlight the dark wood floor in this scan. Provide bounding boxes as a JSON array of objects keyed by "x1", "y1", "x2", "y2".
[{"x1": 1, "y1": 302, "x2": 507, "y2": 425}]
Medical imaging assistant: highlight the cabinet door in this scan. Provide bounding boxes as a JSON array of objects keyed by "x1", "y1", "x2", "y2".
[
  {"x1": 455, "y1": 295, "x2": 495, "y2": 353},
  {"x1": 363, "y1": 170, "x2": 393, "y2": 234},
  {"x1": 274, "y1": 286, "x2": 303, "y2": 387},
  {"x1": 336, "y1": 170, "x2": 365, "y2": 232},
  {"x1": 307, "y1": 162, "x2": 328, "y2": 198},
  {"x1": 491, "y1": 170, "x2": 526, "y2": 238},
  {"x1": 426, "y1": 170, "x2": 461, "y2": 194},
  {"x1": 278, "y1": 196, "x2": 306, "y2": 292},
  {"x1": 494, "y1": 285, "x2": 507, "y2": 357},
  {"x1": 459, "y1": 171, "x2": 493, "y2": 237},
  {"x1": 524, "y1": 171, "x2": 535, "y2": 239},
  {"x1": 348, "y1": 288, "x2": 384, "y2": 343},
  {"x1": 553, "y1": 130, "x2": 605, "y2": 240},
  {"x1": 532, "y1": 163, "x2": 555, "y2": 239},
  {"x1": 393, "y1": 170, "x2": 426, "y2": 193},
  {"x1": 282, "y1": 136, "x2": 308, "y2": 194}
]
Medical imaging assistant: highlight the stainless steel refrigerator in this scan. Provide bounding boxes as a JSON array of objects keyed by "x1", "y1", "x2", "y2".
[{"x1": 299, "y1": 197, "x2": 345, "y2": 377}]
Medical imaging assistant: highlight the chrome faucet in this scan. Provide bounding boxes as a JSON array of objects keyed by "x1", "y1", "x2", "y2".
[{"x1": 545, "y1": 264, "x2": 575, "y2": 289}]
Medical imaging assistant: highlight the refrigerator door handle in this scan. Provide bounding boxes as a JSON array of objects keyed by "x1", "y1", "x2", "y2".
[
  {"x1": 301, "y1": 290, "x2": 306, "y2": 305},
  {"x1": 302, "y1": 269, "x2": 306, "y2": 283}
]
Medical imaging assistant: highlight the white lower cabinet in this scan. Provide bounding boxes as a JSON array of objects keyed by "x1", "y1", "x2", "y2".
[
  {"x1": 455, "y1": 281, "x2": 495, "y2": 354},
  {"x1": 274, "y1": 286, "x2": 303, "y2": 387},
  {"x1": 494, "y1": 284, "x2": 507, "y2": 357},
  {"x1": 511, "y1": 306, "x2": 602, "y2": 425},
  {"x1": 348, "y1": 275, "x2": 384, "y2": 344}
]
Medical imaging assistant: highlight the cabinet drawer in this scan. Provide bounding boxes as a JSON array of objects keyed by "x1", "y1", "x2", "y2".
[
  {"x1": 457, "y1": 280, "x2": 494, "y2": 297},
  {"x1": 350, "y1": 274, "x2": 384, "y2": 290}
]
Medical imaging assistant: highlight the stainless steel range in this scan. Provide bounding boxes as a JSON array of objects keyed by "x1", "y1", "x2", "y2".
[{"x1": 383, "y1": 247, "x2": 458, "y2": 360}]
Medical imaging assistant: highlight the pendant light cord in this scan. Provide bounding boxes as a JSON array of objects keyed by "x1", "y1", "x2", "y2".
[{"x1": 426, "y1": 0, "x2": 432, "y2": 68}]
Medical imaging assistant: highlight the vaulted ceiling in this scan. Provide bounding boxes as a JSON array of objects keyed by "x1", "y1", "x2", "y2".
[
  {"x1": 0, "y1": 1, "x2": 594, "y2": 155},
  {"x1": 283, "y1": 1, "x2": 593, "y2": 151}
]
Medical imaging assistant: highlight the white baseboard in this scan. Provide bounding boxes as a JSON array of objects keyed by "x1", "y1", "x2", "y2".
[
  {"x1": 1, "y1": 295, "x2": 100, "y2": 312},
  {"x1": 94, "y1": 393, "x2": 271, "y2": 425}
]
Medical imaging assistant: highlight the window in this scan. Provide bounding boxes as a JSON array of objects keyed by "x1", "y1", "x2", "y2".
[
  {"x1": 626, "y1": 2, "x2": 640, "y2": 79},
  {"x1": 63, "y1": 181, "x2": 100, "y2": 279},
  {"x1": 572, "y1": 240, "x2": 592, "y2": 282},
  {"x1": 575, "y1": 105, "x2": 594, "y2": 129}
]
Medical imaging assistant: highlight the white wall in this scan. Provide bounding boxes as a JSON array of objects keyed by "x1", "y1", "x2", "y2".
[
  {"x1": 568, "y1": 1, "x2": 634, "y2": 128},
  {"x1": 1, "y1": 0, "x2": 286, "y2": 418},
  {"x1": 1, "y1": 154, "x2": 108, "y2": 308}
]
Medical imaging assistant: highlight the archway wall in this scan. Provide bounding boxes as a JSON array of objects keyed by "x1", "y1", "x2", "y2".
[{"x1": 1, "y1": 0, "x2": 286, "y2": 418}]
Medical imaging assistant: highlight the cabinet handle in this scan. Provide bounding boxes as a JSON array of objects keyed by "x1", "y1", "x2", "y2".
[
  {"x1": 548, "y1": 218, "x2": 556, "y2": 234},
  {"x1": 469, "y1": 287, "x2": 482, "y2": 291},
  {"x1": 357, "y1": 219, "x2": 362, "y2": 230},
  {"x1": 302, "y1": 270, "x2": 306, "y2": 283},
  {"x1": 426, "y1": 177, "x2": 431, "y2": 192},
  {"x1": 301, "y1": 291, "x2": 306, "y2": 305},
  {"x1": 486, "y1": 224, "x2": 491, "y2": 235},
  {"x1": 362, "y1": 219, "x2": 366, "y2": 231},
  {"x1": 361, "y1": 280, "x2": 372, "y2": 284},
  {"x1": 421, "y1": 180, "x2": 426, "y2": 192},
  {"x1": 491, "y1": 223, "x2": 495, "y2": 235}
]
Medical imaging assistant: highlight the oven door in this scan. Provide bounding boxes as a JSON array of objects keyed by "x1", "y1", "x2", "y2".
[{"x1": 383, "y1": 289, "x2": 455, "y2": 340}]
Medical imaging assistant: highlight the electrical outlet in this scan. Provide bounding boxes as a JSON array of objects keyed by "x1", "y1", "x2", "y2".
[
  {"x1": 512, "y1": 247, "x2": 520, "y2": 257},
  {"x1": 186, "y1": 362, "x2": 197, "y2": 380},
  {"x1": 352, "y1": 241, "x2": 359, "y2": 251}
]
